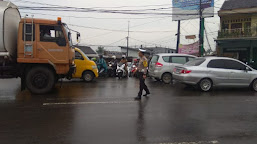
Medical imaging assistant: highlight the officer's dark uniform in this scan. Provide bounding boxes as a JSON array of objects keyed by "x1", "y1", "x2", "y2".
[{"x1": 136, "y1": 55, "x2": 150, "y2": 99}]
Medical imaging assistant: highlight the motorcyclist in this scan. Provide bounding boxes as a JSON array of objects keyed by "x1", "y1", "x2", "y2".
[
  {"x1": 111, "y1": 56, "x2": 118, "y2": 76},
  {"x1": 120, "y1": 55, "x2": 128, "y2": 76},
  {"x1": 97, "y1": 55, "x2": 108, "y2": 73}
]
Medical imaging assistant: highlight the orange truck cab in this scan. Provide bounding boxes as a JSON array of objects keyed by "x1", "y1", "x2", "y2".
[
  {"x1": 0, "y1": 1, "x2": 79, "y2": 94},
  {"x1": 17, "y1": 18, "x2": 76, "y2": 76},
  {"x1": 17, "y1": 18, "x2": 78, "y2": 94}
]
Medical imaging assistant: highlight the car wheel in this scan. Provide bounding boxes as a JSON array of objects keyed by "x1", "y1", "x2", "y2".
[
  {"x1": 162, "y1": 73, "x2": 172, "y2": 84},
  {"x1": 199, "y1": 78, "x2": 212, "y2": 92},
  {"x1": 82, "y1": 71, "x2": 94, "y2": 82},
  {"x1": 252, "y1": 79, "x2": 257, "y2": 92}
]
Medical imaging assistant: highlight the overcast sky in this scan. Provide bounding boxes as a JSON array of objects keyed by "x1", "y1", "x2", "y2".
[{"x1": 8, "y1": 0, "x2": 225, "y2": 51}]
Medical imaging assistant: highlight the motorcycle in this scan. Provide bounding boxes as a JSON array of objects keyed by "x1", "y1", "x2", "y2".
[
  {"x1": 116, "y1": 63, "x2": 127, "y2": 79},
  {"x1": 97, "y1": 64, "x2": 108, "y2": 77},
  {"x1": 129, "y1": 64, "x2": 138, "y2": 77},
  {"x1": 107, "y1": 62, "x2": 116, "y2": 77}
]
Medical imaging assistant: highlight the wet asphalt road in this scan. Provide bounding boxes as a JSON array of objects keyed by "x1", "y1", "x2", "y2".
[{"x1": 1, "y1": 78, "x2": 257, "y2": 144}]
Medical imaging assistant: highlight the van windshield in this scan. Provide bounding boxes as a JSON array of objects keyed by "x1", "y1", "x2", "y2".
[
  {"x1": 79, "y1": 50, "x2": 90, "y2": 60},
  {"x1": 185, "y1": 58, "x2": 206, "y2": 66}
]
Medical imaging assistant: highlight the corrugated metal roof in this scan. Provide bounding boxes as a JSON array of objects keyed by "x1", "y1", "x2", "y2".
[{"x1": 221, "y1": 0, "x2": 257, "y2": 10}]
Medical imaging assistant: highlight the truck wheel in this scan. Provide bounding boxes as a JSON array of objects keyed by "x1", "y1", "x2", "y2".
[
  {"x1": 26, "y1": 67, "x2": 55, "y2": 94},
  {"x1": 82, "y1": 71, "x2": 94, "y2": 82}
]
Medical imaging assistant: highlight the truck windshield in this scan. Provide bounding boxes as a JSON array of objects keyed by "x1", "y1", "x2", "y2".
[{"x1": 63, "y1": 23, "x2": 72, "y2": 47}]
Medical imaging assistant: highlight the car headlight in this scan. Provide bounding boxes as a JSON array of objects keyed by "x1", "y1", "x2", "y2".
[{"x1": 92, "y1": 65, "x2": 97, "y2": 69}]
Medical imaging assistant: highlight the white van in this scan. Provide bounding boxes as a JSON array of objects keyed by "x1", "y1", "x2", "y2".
[{"x1": 148, "y1": 53, "x2": 196, "y2": 84}]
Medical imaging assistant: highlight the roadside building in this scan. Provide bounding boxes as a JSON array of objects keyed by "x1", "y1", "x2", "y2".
[
  {"x1": 216, "y1": 0, "x2": 257, "y2": 68},
  {"x1": 120, "y1": 46, "x2": 141, "y2": 58},
  {"x1": 145, "y1": 47, "x2": 176, "y2": 56}
]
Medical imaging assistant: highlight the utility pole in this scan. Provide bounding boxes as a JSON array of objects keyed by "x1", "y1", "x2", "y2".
[
  {"x1": 199, "y1": 0, "x2": 204, "y2": 57},
  {"x1": 176, "y1": 20, "x2": 181, "y2": 53},
  {"x1": 126, "y1": 21, "x2": 130, "y2": 57}
]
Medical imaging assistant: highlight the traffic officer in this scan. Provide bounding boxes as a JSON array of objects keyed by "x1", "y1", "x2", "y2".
[{"x1": 134, "y1": 48, "x2": 150, "y2": 100}]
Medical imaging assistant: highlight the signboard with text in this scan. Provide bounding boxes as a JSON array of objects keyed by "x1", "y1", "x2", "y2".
[
  {"x1": 179, "y1": 41, "x2": 199, "y2": 55},
  {"x1": 172, "y1": 0, "x2": 214, "y2": 21}
]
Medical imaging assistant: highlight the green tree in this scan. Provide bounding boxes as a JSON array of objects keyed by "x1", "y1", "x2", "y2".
[{"x1": 96, "y1": 46, "x2": 105, "y2": 55}]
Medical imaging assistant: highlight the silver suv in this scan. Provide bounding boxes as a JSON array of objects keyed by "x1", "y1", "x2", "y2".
[{"x1": 148, "y1": 53, "x2": 196, "y2": 84}]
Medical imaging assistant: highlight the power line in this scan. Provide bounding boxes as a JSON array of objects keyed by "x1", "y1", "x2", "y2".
[
  {"x1": 130, "y1": 37, "x2": 170, "y2": 48},
  {"x1": 106, "y1": 37, "x2": 127, "y2": 46},
  {"x1": 78, "y1": 17, "x2": 173, "y2": 40},
  {"x1": 11, "y1": 0, "x2": 172, "y2": 9},
  {"x1": 17, "y1": 6, "x2": 218, "y2": 16},
  {"x1": 21, "y1": 11, "x2": 171, "y2": 20}
]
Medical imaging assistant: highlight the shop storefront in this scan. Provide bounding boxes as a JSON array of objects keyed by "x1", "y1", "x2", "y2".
[{"x1": 216, "y1": 39, "x2": 257, "y2": 69}]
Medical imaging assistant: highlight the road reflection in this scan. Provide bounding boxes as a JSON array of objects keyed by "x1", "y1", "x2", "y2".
[{"x1": 136, "y1": 98, "x2": 149, "y2": 143}]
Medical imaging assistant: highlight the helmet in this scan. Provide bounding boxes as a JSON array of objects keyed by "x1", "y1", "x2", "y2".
[
  {"x1": 112, "y1": 55, "x2": 116, "y2": 59},
  {"x1": 122, "y1": 55, "x2": 126, "y2": 58},
  {"x1": 92, "y1": 57, "x2": 97, "y2": 62}
]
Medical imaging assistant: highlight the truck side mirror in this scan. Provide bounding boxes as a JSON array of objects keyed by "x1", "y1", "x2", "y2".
[
  {"x1": 68, "y1": 32, "x2": 71, "y2": 41},
  {"x1": 77, "y1": 33, "x2": 81, "y2": 43}
]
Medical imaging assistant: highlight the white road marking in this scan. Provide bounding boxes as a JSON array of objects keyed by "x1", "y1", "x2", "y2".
[
  {"x1": 43, "y1": 101, "x2": 137, "y2": 106},
  {"x1": 158, "y1": 140, "x2": 219, "y2": 144},
  {"x1": 46, "y1": 96, "x2": 135, "y2": 101}
]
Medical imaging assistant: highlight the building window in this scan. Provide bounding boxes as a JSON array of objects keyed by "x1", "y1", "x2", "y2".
[
  {"x1": 244, "y1": 22, "x2": 251, "y2": 33},
  {"x1": 231, "y1": 23, "x2": 242, "y2": 30}
]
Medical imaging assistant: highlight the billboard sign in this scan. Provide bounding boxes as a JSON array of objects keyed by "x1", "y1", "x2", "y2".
[
  {"x1": 179, "y1": 41, "x2": 199, "y2": 56},
  {"x1": 172, "y1": 0, "x2": 214, "y2": 21}
]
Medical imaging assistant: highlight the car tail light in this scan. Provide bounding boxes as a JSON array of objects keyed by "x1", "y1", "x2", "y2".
[
  {"x1": 180, "y1": 69, "x2": 192, "y2": 74},
  {"x1": 155, "y1": 62, "x2": 163, "y2": 67}
]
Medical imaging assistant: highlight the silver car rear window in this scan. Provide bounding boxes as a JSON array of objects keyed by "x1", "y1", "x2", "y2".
[
  {"x1": 185, "y1": 58, "x2": 205, "y2": 66},
  {"x1": 151, "y1": 55, "x2": 159, "y2": 63}
]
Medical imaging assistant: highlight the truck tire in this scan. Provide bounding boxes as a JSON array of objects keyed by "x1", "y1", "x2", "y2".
[{"x1": 26, "y1": 66, "x2": 55, "y2": 94}]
